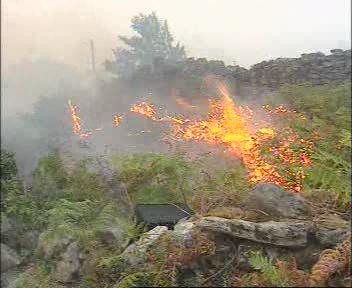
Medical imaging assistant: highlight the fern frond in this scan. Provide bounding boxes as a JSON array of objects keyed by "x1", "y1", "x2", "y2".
[{"x1": 309, "y1": 237, "x2": 351, "y2": 286}]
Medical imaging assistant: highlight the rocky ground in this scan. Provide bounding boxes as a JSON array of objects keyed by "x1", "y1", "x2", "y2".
[{"x1": 1, "y1": 183, "x2": 350, "y2": 287}]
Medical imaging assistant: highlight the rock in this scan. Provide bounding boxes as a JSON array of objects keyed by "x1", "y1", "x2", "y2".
[
  {"x1": 121, "y1": 226, "x2": 168, "y2": 266},
  {"x1": 52, "y1": 242, "x2": 81, "y2": 283},
  {"x1": 205, "y1": 207, "x2": 244, "y2": 219},
  {"x1": 18, "y1": 230, "x2": 40, "y2": 251},
  {"x1": 316, "y1": 228, "x2": 350, "y2": 248},
  {"x1": 1, "y1": 243, "x2": 21, "y2": 272},
  {"x1": 196, "y1": 216, "x2": 309, "y2": 247},
  {"x1": 315, "y1": 215, "x2": 351, "y2": 248},
  {"x1": 1, "y1": 215, "x2": 12, "y2": 235},
  {"x1": 174, "y1": 219, "x2": 207, "y2": 250},
  {"x1": 96, "y1": 226, "x2": 123, "y2": 245},
  {"x1": 37, "y1": 233, "x2": 73, "y2": 260},
  {"x1": 1, "y1": 268, "x2": 21, "y2": 288},
  {"x1": 244, "y1": 183, "x2": 311, "y2": 218}
]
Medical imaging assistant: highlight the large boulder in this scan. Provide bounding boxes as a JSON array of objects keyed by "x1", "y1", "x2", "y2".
[
  {"x1": 244, "y1": 184, "x2": 312, "y2": 218},
  {"x1": 196, "y1": 216, "x2": 309, "y2": 247},
  {"x1": 52, "y1": 242, "x2": 81, "y2": 283},
  {"x1": 1, "y1": 243, "x2": 21, "y2": 272}
]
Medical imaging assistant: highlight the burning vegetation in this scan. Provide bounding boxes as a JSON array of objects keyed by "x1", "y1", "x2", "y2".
[
  {"x1": 3, "y1": 9, "x2": 350, "y2": 288},
  {"x1": 68, "y1": 81, "x2": 314, "y2": 192}
]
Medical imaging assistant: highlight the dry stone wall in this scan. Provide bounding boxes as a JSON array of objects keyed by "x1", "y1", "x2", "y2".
[{"x1": 184, "y1": 49, "x2": 351, "y2": 90}]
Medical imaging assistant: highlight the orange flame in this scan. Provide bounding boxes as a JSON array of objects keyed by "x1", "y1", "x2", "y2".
[
  {"x1": 129, "y1": 102, "x2": 157, "y2": 120},
  {"x1": 68, "y1": 99, "x2": 82, "y2": 135},
  {"x1": 68, "y1": 99, "x2": 92, "y2": 139},
  {"x1": 179, "y1": 84, "x2": 285, "y2": 186},
  {"x1": 175, "y1": 83, "x2": 313, "y2": 191},
  {"x1": 113, "y1": 114, "x2": 123, "y2": 126}
]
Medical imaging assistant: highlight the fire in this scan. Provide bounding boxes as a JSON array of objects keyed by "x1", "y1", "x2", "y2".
[
  {"x1": 169, "y1": 83, "x2": 313, "y2": 192},
  {"x1": 68, "y1": 83, "x2": 313, "y2": 192},
  {"x1": 179, "y1": 84, "x2": 287, "y2": 187},
  {"x1": 130, "y1": 102, "x2": 157, "y2": 120},
  {"x1": 68, "y1": 99, "x2": 81, "y2": 135},
  {"x1": 258, "y1": 128, "x2": 275, "y2": 137},
  {"x1": 68, "y1": 99, "x2": 93, "y2": 139},
  {"x1": 113, "y1": 114, "x2": 123, "y2": 126}
]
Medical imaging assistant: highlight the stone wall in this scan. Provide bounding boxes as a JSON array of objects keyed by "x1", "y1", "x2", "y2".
[{"x1": 184, "y1": 49, "x2": 351, "y2": 90}]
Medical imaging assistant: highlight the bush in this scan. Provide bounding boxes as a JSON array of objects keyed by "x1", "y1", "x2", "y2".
[
  {"x1": 31, "y1": 149, "x2": 68, "y2": 198},
  {"x1": 41, "y1": 199, "x2": 130, "y2": 247},
  {"x1": 1, "y1": 150, "x2": 18, "y2": 181},
  {"x1": 112, "y1": 153, "x2": 192, "y2": 204}
]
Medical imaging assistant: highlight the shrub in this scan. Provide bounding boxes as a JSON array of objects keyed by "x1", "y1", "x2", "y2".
[
  {"x1": 112, "y1": 153, "x2": 192, "y2": 203},
  {"x1": 31, "y1": 149, "x2": 68, "y2": 198}
]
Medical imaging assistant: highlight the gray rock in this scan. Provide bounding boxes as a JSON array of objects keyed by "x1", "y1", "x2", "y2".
[
  {"x1": 311, "y1": 214, "x2": 351, "y2": 248},
  {"x1": 244, "y1": 183, "x2": 311, "y2": 218},
  {"x1": 1, "y1": 244, "x2": 21, "y2": 272},
  {"x1": 196, "y1": 216, "x2": 309, "y2": 247},
  {"x1": 52, "y1": 242, "x2": 81, "y2": 283},
  {"x1": 121, "y1": 226, "x2": 168, "y2": 266},
  {"x1": 315, "y1": 226, "x2": 350, "y2": 248},
  {"x1": 1, "y1": 268, "x2": 21, "y2": 288},
  {"x1": 1, "y1": 216, "x2": 12, "y2": 235},
  {"x1": 18, "y1": 230, "x2": 40, "y2": 251},
  {"x1": 37, "y1": 233, "x2": 73, "y2": 260},
  {"x1": 96, "y1": 226, "x2": 123, "y2": 245}
]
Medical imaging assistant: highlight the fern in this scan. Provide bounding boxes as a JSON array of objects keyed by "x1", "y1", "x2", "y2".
[
  {"x1": 118, "y1": 272, "x2": 161, "y2": 288},
  {"x1": 112, "y1": 153, "x2": 191, "y2": 203},
  {"x1": 42, "y1": 199, "x2": 123, "y2": 247},
  {"x1": 248, "y1": 251, "x2": 289, "y2": 287}
]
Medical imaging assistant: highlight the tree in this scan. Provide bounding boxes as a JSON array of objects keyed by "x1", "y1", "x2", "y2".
[{"x1": 105, "y1": 12, "x2": 186, "y2": 75}]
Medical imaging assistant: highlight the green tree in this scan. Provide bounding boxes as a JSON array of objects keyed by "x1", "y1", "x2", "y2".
[
  {"x1": 106, "y1": 12, "x2": 186, "y2": 75},
  {"x1": 0, "y1": 150, "x2": 18, "y2": 181}
]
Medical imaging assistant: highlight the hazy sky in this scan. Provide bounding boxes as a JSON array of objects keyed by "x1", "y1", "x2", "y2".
[{"x1": 2, "y1": 0, "x2": 351, "y2": 70}]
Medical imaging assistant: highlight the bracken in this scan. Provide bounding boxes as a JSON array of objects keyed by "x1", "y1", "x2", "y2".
[{"x1": 309, "y1": 236, "x2": 351, "y2": 286}]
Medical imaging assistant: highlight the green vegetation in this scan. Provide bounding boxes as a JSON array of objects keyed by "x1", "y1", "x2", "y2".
[
  {"x1": 247, "y1": 251, "x2": 289, "y2": 286},
  {"x1": 1, "y1": 58, "x2": 350, "y2": 286},
  {"x1": 265, "y1": 82, "x2": 351, "y2": 210},
  {"x1": 234, "y1": 250, "x2": 310, "y2": 287},
  {"x1": 112, "y1": 152, "x2": 192, "y2": 204}
]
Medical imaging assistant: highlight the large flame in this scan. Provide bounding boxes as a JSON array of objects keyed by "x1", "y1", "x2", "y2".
[
  {"x1": 175, "y1": 83, "x2": 313, "y2": 191},
  {"x1": 68, "y1": 83, "x2": 313, "y2": 192},
  {"x1": 179, "y1": 83, "x2": 285, "y2": 186},
  {"x1": 123, "y1": 83, "x2": 313, "y2": 192}
]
